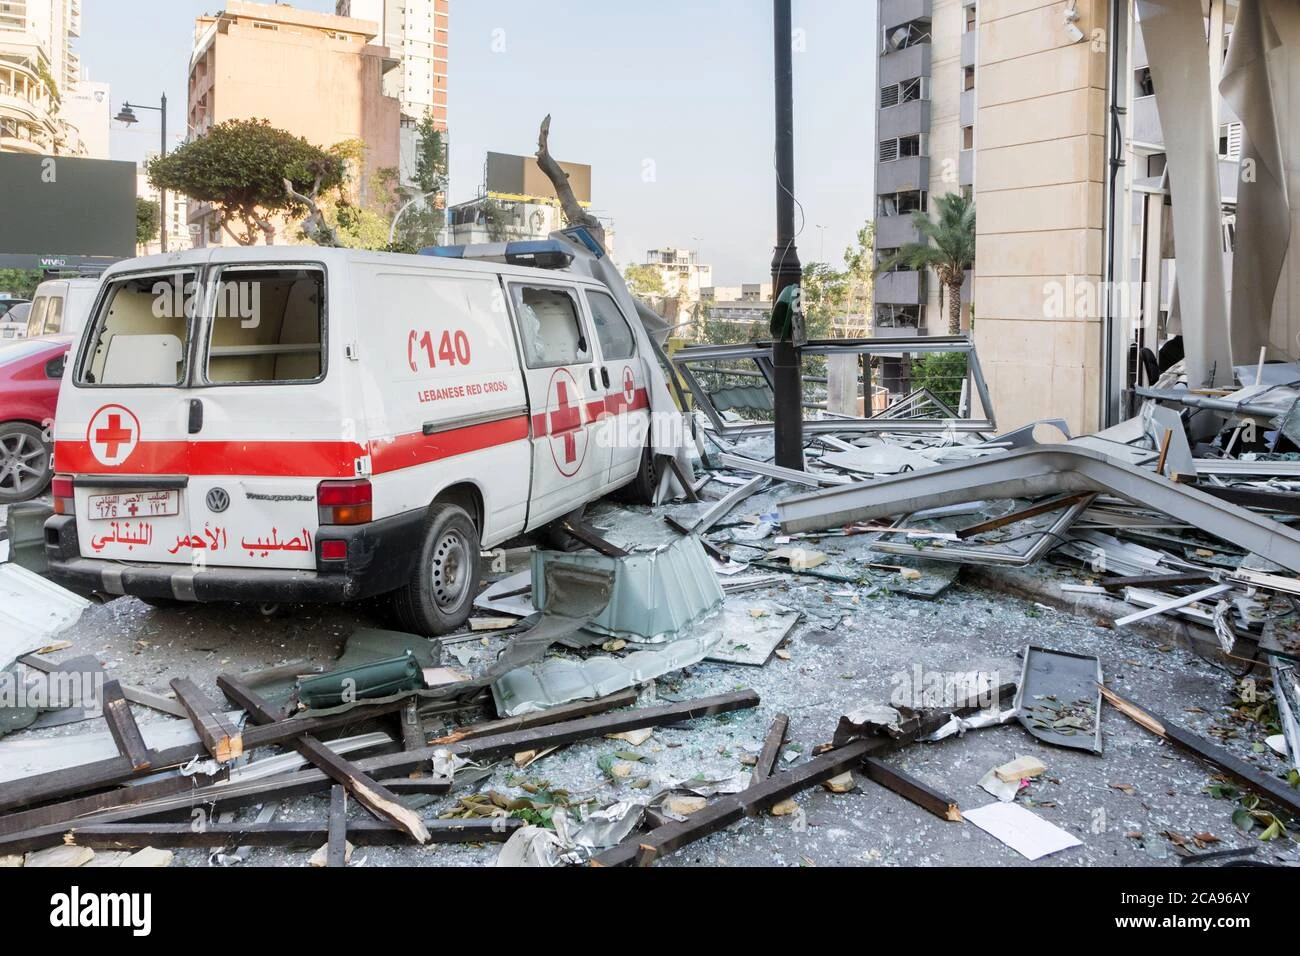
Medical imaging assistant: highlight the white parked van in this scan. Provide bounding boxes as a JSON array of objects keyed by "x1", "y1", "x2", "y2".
[
  {"x1": 26, "y1": 277, "x2": 101, "y2": 339},
  {"x1": 45, "y1": 239, "x2": 674, "y2": 633}
]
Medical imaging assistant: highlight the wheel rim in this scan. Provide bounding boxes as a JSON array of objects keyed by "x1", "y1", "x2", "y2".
[
  {"x1": 0, "y1": 431, "x2": 48, "y2": 496},
  {"x1": 430, "y1": 529, "x2": 471, "y2": 609}
]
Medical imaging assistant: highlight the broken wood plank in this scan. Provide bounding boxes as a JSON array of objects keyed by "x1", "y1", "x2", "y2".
[
  {"x1": 955, "y1": 493, "x2": 1091, "y2": 540},
  {"x1": 0, "y1": 772, "x2": 214, "y2": 839},
  {"x1": 863, "y1": 757, "x2": 962, "y2": 821},
  {"x1": 0, "y1": 690, "x2": 754, "y2": 855},
  {"x1": 428, "y1": 688, "x2": 637, "y2": 744},
  {"x1": 750, "y1": 713, "x2": 789, "y2": 787},
  {"x1": 100, "y1": 680, "x2": 151, "y2": 772},
  {"x1": 594, "y1": 739, "x2": 876, "y2": 866},
  {"x1": 377, "y1": 778, "x2": 454, "y2": 795},
  {"x1": 66, "y1": 817, "x2": 521, "y2": 850},
  {"x1": 399, "y1": 699, "x2": 426, "y2": 774},
  {"x1": 17, "y1": 654, "x2": 188, "y2": 720},
  {"x1": 170, "y1": 678, "x2": 242, "y2": 763},
  {"x1": 1100, "y1": 685, "x2": 1300, "y2": 816},
  {"x1": 216, "y1": 672, "x2": 430, "y2": 845},
  {"x1": 558, "y1": 517, "x2": 629, "y2": 557},
  {"x1": 664, "y1": 455, "x2": 701, "y2": 502},
  {"x1": 327, "y1": 785, "x2": 347, "y2": 868}
]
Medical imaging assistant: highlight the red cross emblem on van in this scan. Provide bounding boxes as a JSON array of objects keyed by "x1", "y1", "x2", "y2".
[
  {"x1": 545, "y1": 368, "x2": 587, "y2": 477},
  {"x1": 86, "y1": 404, "x2": 141, "y2": 467}
]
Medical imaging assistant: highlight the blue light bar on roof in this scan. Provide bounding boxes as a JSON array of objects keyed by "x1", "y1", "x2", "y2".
[{"x1": 418, "y1": 240, "x2": 574, "y2": 269}]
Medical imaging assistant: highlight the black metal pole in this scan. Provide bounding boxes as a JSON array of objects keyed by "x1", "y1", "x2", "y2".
[
  {"x1": 160, "y1": 93, "x2": 168, "y2": 254},
  {"x1": 771, "y1": 0, "x2": 803, "y2": 470}
]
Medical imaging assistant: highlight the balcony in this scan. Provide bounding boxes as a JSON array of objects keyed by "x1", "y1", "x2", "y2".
[
  {"x1": 960, "y1": 88, "x2": 975, "y2": 127},
  {"x1": 876, "y1": 212, "x2": 921, "y2": 248},
  {"x1": 878, "y1": 98, "x2": 930, "y2": 141},
  {"x1": 875, "y1": 269, "x2": 925, "y2": 305},
  {"x1": 1133, "y1": 94, "x2": 1161, "y2": 145},
  {"x1": 961, "y1": 29, "x2": 976, "y2": 67},
  {"x1": 877, "y1": 155, "x2": 929, "y2": 193},
  {"x1": 959, "y1": 149, "x2": 973, "y2": 185},
  {"x1": 881, "y1": 0, "x2": 932, "y2": 29},
  {"x1": 880, "y1": 42, "x2": 930, "y2": 88}
]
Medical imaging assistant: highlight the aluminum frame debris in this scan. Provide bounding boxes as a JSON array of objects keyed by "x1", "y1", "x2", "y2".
[{"x1": 777, "y1": 444, "x2": 1300, "y2": 574}]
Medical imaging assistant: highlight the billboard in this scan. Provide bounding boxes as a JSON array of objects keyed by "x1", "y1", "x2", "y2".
[
  {"x1": 485, "y1": 151, "x2": 591, "y2": 206},
  {"x1": 0, "y1": 153, "x2": 136, "y2": 263}
]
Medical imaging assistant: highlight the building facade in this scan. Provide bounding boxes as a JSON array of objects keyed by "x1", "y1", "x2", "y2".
[
  {"x1": 0, "y1": 0, "x2": 84, "y2": 155},
  {"x1": 337, "y1": 0, "x2": 448, "y2": 185},
  {"x1": 642, "y1": 248, "x2": 713, "y2": 303},
  {"x1": 186, "y1": 0, "x2": 401, "y2": 246},
  {"x1": 60, "y1": 76, "x2": 107, "y2": 158}
]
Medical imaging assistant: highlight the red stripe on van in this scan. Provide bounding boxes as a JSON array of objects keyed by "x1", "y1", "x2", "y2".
[
  {"x1": 529, "y1": 387, "x2": 650, "y2": 439},
  {"x1": 56, "y1": 413, "x2": 532, "y2": 479}
]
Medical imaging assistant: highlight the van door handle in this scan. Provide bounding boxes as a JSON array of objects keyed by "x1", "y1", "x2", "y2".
[
  {"x1": 589, "y1": 367, "x2": 599, "y2": 391},
  {"x1": 187, "y1": 398, "x2": 203, "y2": 434},
  {"x1": 600, "y1": 366, "x2": 611, "y2": 388}
]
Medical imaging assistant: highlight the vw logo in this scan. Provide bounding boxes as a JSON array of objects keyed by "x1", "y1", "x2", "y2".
[{"x1": 205, "y1": 487, "x2": 230, "y2": 513}]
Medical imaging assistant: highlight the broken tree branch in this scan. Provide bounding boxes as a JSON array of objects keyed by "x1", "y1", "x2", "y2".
[{"x1": 535, "y1": 114, "x2": 603, "y2": 246}]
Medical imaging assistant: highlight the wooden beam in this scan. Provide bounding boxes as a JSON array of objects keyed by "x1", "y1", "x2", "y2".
[
  {"x1": 216, "y1": 672, "x2": 431, "y2": 845},
  {"x1": 66, "y1": 817, "x2": 521, "y2": 850},
  {"x1": 0, "y1": 772, "x2": 217, "y2": 839},
  {"x1": 863, "y1": 757, "x2": 961, "y2": 821},
  {"x1": 955, "y1": 493, "x2": 1091, "y2": 540},
  {"x1": 100, "y1": 680, "x2": 151, "y2": 772},
  {"x1": 559, "y1": 518, "x2": 629, "y2": 557},
  {"x1": 429, "y1": 688, "x2": 638, "y2": 744},
  {"x1": 750, "y1": 713, "x2": 789, "y2": 787},
  {"x1": 1100, "y1": 685, "x2": 1300, "y2": 816},
  {"x1": 327, "y1": 786, "x2": 347, "y2": 868},
  {"x1": 1099, "y1": 571, "x2": 1215, "y2": 591},
  {"x1": 170, "y1": 678, "x2": 242, "y2": 763},
  {"x1": 664, "y1": 455, "x2": 701, "y2": 502},
  {"x1": 17, "y1": 655, "x2": 187, "y2": 719}
]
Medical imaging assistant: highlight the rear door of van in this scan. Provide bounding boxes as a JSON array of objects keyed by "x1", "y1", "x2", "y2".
[{"x1": 60, "y1": 261, "x2": 350, "y2": 575}]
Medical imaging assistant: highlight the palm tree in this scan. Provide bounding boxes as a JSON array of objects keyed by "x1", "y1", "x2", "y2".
[{"x1": 877, "y1": 192, "x2": 975, "y2": 335}]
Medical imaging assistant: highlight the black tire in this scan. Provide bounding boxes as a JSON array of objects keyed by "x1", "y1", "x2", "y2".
[
  {"x1": 391, "y1": 502, "x2": 481, "y2": 636},
  {"x1": 0, "y1": 422, "x2": 52, "y2": 504},
  {"x1": 617, "y1": 441, "x2": 661, "y2": 505}
]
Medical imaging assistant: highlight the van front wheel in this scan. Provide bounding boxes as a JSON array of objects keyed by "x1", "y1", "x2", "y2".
[{"x1": 392, "y1": 502, "x2": 481, "y2": 636}]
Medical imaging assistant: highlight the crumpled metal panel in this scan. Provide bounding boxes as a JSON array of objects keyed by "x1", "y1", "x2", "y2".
[{"x1": 532, "y1": 532, "x2": 723, "y2": 643}]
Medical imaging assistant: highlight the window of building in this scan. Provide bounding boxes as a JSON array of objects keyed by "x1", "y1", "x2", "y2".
[
  {"x1": 512, "y1": 286, "x2": 590, "y2": 368},
  {"x1": 1135, "y1": 67, "x2": 1154, "y2": 97},
  {"x1": 899, "y1": 134, "x2": 922, "y2": 157},
  {"x1": 883, "y1": 18, "x2": 931, "y2": 52},
  {"x1": 880, "y1": 84, "x2": 899, "y2": 109},
  {"x1": 964, "y1": 4, "x2": 977, "y2": 32},
  {"x1": 586, "y1": 290, "x2": 637, "y2": 361},
  {"x1": 962, "y1": 125, "x2": 974, "y2": 150},
  {"x1": 879, "y1": 139, "x2": 899, "y2": 162},
  {"x1": 963, "y1": 66, "x2": 975, "y2": 91}
]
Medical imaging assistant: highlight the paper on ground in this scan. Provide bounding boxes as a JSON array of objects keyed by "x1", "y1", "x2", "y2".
[{"x1": 963, "y1": 802, "x2": 1082, "y2": 860}]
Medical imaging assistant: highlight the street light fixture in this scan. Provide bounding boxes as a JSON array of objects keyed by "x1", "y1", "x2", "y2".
[{"x1": 116, "y1": 94, "x2": 168, "y2": 253}]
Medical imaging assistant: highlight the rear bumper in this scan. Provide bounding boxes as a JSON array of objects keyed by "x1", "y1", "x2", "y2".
[{"x1": 43, "y1": 509, "x2": 427, "y2": 604}]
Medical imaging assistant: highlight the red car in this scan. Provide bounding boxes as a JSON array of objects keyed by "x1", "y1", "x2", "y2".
[{"x1": 0, "y1": 335, "x2": 71, "y2": 503}]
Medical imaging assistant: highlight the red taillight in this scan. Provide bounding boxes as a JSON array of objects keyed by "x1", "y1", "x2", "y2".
[
  {"x1": 51, "y1": 474, "x2": 74, "y2": 515},
  {"x1": 320, "y1": 539, "x2": 348, "y2": 561},
  {"x1": 318, "y1": 479, "x2": 372, "y2": 525}
]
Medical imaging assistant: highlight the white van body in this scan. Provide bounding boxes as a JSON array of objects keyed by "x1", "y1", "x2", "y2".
[
  {"x1": 45, "y1": 244, "x2": 665, "y2": 633},
  {"x1": 26, "y1": 278, "x2": 101, "y2": 339}
]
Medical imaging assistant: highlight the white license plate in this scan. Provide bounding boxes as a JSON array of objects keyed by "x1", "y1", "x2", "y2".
[{"x1": 88, "y1": 490, "x2": 180, "y2": 520}]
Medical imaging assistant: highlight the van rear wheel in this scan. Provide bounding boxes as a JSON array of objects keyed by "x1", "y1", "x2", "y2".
[{"x1": 392, "y1": 502, "x2": 481, "y2": 636}]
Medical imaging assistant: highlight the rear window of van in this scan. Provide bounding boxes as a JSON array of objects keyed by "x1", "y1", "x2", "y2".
[
  {"x1": 204, "y1": 266, "x2": 325, "y2": 385},
  {"x1": 76, "y1": 271, "x2": 195, "y2": 386}
]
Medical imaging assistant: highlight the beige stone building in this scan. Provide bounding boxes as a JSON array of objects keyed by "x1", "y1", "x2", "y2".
[
  {"x1": 875, "y1": 0, "x2": 1284, "y2": 438},
  {"x1": 186, "y1": 0, "x2": 401, "y2": 246},
  {"x1": 0, "y1": 0, "x2": 85, "y2": 155}
]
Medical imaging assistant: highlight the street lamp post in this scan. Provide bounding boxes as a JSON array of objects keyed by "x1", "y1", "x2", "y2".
[
  {"x1": 115, "y1": 94, "x2": 168, "y2": 253},
  {"x1": 770, "y1": 0, "x2": 804, "y2": 470}
]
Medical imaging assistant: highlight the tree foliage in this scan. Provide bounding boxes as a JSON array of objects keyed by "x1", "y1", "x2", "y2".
[
  {"x1": 136, "y1": 197, "x2": 160, "y2": 248},
  {"x1": 877, "y1": 192, "x2": 974, "y2": 335},
  {"x1": 147, "y1": 118, "x2": 345, "y2": 245},
  {"x1": 388, "y1": 117, "x2": 448, "y2": 253},
  {"x1": 623, "y1": 264, "x2": 665, "y2": 299},
  {"x1": 0, "y1": 269, "x2": 41, "y2": 299}
]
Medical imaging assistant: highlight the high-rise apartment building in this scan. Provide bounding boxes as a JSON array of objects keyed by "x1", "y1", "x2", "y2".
[
  {"x1": 0, "y1": 0, "x2": 85, "y2": 155},
  {"x1": 337, "y1": 0, "x2": 448, "y2": 184},
  {"x1": 186, "y1": 1, "x2": 401, "y2": 245}
]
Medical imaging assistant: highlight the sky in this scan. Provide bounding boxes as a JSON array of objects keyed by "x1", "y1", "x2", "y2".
[{"x1": 78, "y1": 0, "x2": 877, "y2": 284}]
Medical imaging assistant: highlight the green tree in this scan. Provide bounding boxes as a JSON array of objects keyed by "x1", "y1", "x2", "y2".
[
  {"x1": 0, "y1": 269, "x2": 41, "y2": 298},
  {"x1": 877, "y1": 191, "x2": 974, "y2": 336},
  {"x1": 840, "y1": 220, "x2": 876, "y2": 337},
  {"x1": 623, "y1": 264, "x2": 666, "y2": 299},
  {"x1": 389, "y1": 118, "x2": 448, "y2": 253},
  {"x1": 136, "y1": 197, "x2": 160, "y2": 249},
  {"x1": 147, "y1": 118, "x2": 345, "y2": 245}
]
